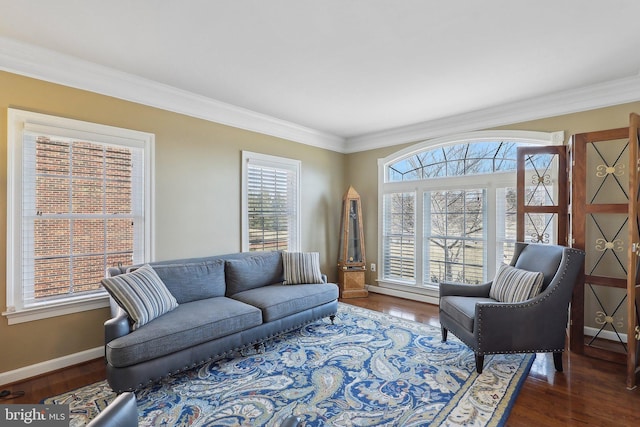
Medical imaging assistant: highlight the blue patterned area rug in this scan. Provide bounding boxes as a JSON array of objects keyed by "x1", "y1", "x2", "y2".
[{"x1": 45, "y1": 303, "x2": 534, "y2": 426}]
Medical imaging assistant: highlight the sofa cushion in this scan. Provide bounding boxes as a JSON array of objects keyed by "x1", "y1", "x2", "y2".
[
  {"x1": 149, "y1": 259, "x2": 226, "y2": 303},
  {"x1": 101, "y1": 265, "x2": 178, "y2": 330},
  {"x1": 439, "y1": 296, "x2": 495, "y2": 333},
  {"x1": 225, "y1": 251, "x2": 284, "y2": 296},
  {"x1": 231, "y1": 283, "x2": 339, "y2": 322},
  {"x1": 106, "y1": 297, "x2": 262, "y2": 367},
  {"x1": 282, "y1": 252, "x2": 323, "y2": 285},
  {"x1": 489, "y1": 264, "x2": 544, "y2": 303}
]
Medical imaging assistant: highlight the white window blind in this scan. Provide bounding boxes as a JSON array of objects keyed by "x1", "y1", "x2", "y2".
[
  {"x1": 382, "y1": 192, "x2": 416, "y2": 282},
  {"x1": 20, "y1": 132, "x2": 145, "y2": 306},
  {"x1": 496, "y1": 187, "x2": 517, "y2": 265},
  {"x1": 242, "y1": 152, "x2": 300, "y2": 252},
  {"x1": 5, "y1": 109, "x2": 154, "y2": 324}
]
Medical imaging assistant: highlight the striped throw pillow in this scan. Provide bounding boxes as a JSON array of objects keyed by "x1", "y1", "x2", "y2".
[
  {"x1": 489, "y1": 264, "x2": 544, "y2": 303},
  {"x1": 282, "y1": 252, "x2": 323, "y2": 285},
  {"x1": 102, "y1": 264, "x2": 178, "y2": 330}
]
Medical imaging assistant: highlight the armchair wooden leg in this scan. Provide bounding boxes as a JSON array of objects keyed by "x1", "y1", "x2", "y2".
[
  {"x1": 441, "y1": 326, "x2": 448, "y2": 342},
  {"x1": 475, "y1": 354, "x2": 484, "y2": 374},
  {"x1": 553, "y1": 352, "x2": 563, "y2": 372}
]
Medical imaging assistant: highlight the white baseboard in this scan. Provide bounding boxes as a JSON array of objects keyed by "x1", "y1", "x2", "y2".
[
  {"x1": 0, "y1": 346, "x2": 104, "y2": 387},
  {"x1": 584, "y1": 326, "x2": 628, "y2": 344},
  {"x1": 366, "y1": 284, "x2": 439, "y2": 305}
]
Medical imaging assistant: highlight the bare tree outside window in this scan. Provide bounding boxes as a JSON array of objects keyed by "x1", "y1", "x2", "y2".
[{"x1": 427, "y1": 188, "x2": 485, "y2": 284}]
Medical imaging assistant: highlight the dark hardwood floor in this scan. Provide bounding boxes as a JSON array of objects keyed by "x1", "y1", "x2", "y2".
[
  {"x1": 2, "y1": 293, "x2": 639, "y2": 426},
  {"x1": 1, "y1": 359, "x2": 106, "y2": 405}
]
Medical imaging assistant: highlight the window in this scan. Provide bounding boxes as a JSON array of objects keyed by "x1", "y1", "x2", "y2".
[
  {"x1": 382, "y1": 192, "x2": 415, "y2": 281},
  {"x1": 378, "y1": 130, "x2": 562, "y2": 300},
  {"x1": 242, "y1": 151, "x2": 300, "y2": 252},
  {"x1": 425, "y1": 188, "x2": 486, "y2": 284},
  {"x1": 5, "y1": 109, "x2": 154, "y2": 324}
]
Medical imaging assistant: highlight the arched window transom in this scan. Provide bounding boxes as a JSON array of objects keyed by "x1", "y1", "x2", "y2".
[
  {"x1": 377, "y1": 130, "x2": 563, "y2": 302},
  {"x1": 388, "y1": 141, "x2": 521, "y2": 182}
]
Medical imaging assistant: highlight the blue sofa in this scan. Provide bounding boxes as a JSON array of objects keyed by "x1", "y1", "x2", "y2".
[{"x1": 103, "y1": 251, "x2": 338, "y2": 392}]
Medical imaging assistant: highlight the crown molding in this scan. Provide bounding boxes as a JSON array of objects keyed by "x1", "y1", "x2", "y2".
[
  {"x1": 0, "y1": 37, "x2": 346, "y2": 153},
  {"x1": 345, "y1": 73, "x2": 640, "y2": 153},
  {"x1": 3, "y1": 37, "x2": 640, "y2": 155}
]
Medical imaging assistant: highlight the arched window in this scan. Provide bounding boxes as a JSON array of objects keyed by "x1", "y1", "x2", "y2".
[{"x1": 377, "y1": 130, "x2": 563, "y2": 301}]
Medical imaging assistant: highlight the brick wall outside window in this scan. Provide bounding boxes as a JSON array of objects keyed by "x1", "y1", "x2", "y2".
[{"x1": 33, "y1": 137, "x2": 134, "y2": 299}]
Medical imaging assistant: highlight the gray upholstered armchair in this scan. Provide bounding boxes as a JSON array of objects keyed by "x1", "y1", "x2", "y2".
[{"x1": 439, "y1": 242, "x2": 585, "y2": 374}]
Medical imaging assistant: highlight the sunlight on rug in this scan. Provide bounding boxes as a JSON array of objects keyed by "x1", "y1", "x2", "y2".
[{"x1": 45, "y1": 303, "x2": 533, "y2": 426}]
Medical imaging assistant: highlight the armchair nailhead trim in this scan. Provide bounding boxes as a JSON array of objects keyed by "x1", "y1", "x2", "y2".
[
  {"x1": 476, "y1": 249, "x2": 581, "y2": 352},
  {"x1": 478, "y1": 348, "x2": 564, "y2": 355}
]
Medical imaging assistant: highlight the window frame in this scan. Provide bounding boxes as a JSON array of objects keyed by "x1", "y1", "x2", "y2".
[
  {"x1": 424, "y1": 186, "x2": 488, "y2": 285},
  {"x1": 241, "y1": 151, "x2": 301, "y2": 252},
  {"x1": 382, "y1": 191, "x2": 417, "y2": 283},
  {"x1": 377, "y1": 130, "x2": 563, "y2": 302},
  {"x1": 4, "y1": 109, "x2": 155, "y2": 324}
]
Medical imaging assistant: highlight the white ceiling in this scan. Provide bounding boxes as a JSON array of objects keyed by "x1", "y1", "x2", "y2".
[{"x1": 1, "y1": 0, "x2": 640, "y2": 152}]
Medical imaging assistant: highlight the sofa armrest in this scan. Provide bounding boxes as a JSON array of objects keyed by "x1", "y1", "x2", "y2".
[
  {"x1": 474, "y1": 293, "x2": 569, "y2": 353},
  {"x1": 439, "y1": 281, "x2": 492, "y2": 298},
  {"x1": 105, "y1": 308, "x2": 131, "y2": 344},
  {"x1": 87, "y1": 392, "x2": 137, "y2": 427}
]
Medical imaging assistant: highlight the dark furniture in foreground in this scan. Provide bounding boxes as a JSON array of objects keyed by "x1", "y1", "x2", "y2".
[
  {"x1": 85, "y1": 392, "x2": 303, "y2": 426},
  {"x1": 439, "y1": 242, "x2": 585, "y2": 374},
  {"x1": 86, "y1": 392, "x2": 137, "y2": 427}
]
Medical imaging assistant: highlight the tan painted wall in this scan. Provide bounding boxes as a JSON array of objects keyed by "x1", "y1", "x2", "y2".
[
  {"x1": 0, "y1": 71, "x2": 345, "y2": 374},
  {"x1": 2, "y1": 67, "x2": 639, "y2": 376}
]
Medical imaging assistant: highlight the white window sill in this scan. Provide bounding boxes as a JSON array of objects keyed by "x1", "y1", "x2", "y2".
[{"x1": 2, "y1": 293, "x2": 111, "y2": 325}]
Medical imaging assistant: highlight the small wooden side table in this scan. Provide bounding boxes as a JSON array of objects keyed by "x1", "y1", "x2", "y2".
[{"x1": 338, "y1": 267, "x2": 368, "y2": 298}]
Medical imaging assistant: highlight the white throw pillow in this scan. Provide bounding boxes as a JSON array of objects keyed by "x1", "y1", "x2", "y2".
[
  {"x1": 102, "y1": 264, "x2": 178, "y2": 329},
  {"x1": 282, "y1": 252, "x2": 323, "y2": 285},
  {"x1": 489, "y1": 264, "x2": 544, "y2": 303}
]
